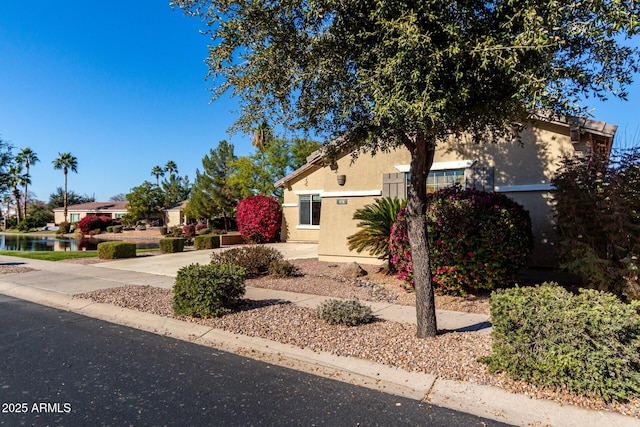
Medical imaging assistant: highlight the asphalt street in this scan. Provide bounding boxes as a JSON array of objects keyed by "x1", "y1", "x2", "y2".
[{"x1": 0, "y1": 295, "x2": 512, "y2": 426}]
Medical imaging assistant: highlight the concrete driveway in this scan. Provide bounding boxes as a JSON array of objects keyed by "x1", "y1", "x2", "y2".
[{"x1": 94, "y1": 242, "x2": 318, "y2": 277}]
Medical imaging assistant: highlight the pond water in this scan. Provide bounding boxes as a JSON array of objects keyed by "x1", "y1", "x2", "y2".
[{"x1": 0, "y1": 234, "x2": 159, "y2": 252}]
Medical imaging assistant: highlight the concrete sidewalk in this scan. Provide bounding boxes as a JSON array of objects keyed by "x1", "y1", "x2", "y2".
[{"x1": 0, "y1": 246, "x2": 636, "y2": 426}]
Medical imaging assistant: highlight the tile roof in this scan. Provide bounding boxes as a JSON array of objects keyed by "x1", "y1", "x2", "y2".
[{"x1": 52, "y1": 201, "x2": 129, "y2": 212}]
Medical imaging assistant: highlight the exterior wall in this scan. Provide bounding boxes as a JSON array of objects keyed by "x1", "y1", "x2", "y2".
[
  {"x1": 54, "y1": 210, "x2": 127, "y2": 225},
  {"x1": 279, "y1": 122, "x2": 599, "y2": 267},
  {"x1": 165, "y1": 209, "x2": 184, "y2": 228}
]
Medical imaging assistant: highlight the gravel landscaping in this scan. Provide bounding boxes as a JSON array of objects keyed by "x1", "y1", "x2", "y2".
[
  {"x1": 68, "y1": 258, "x2": 640, "y2": 418},
  {"x1": 2, "y1": 257, "x2": 638, "y2": 417}
]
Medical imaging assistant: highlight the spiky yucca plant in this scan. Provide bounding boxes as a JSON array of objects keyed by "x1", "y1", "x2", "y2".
[{"x1": 347, "y1": 197, "x2": 406, "y2": 269}]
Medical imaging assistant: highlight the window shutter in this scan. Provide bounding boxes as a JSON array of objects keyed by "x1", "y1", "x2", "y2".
[
  {"x1": 382, "y1": 173, "x2": 406, "y2": 199},
  {"x1": 465, "y1": 167, "x2": 494, "y2": 191}
]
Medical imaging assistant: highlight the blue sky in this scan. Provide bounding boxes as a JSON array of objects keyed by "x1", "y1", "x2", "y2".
[{"x1": 1, "y1": 3, "x2": 640, "y2": 202}]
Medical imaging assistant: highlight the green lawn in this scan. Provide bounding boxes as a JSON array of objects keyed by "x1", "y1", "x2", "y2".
[{"x1": 0, "y1": 248, "x2": 159, "y2": 262}]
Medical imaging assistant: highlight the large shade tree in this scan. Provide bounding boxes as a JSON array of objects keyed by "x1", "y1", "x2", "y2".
[
  {"x1": 52, "y1": 152, "x2": 78, "y2": 223},
  {"x1": 173, "y1": 0, "x2": 640, "y2": 337}
]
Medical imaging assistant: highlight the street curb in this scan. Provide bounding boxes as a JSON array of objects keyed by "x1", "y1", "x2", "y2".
[{"x1": 1, "y1": 283, "x2": 638, "y2": 427}]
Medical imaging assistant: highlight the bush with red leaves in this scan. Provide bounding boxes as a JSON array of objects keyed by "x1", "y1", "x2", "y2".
[
  {"x1": 78, "y1": 215, "x2": 112, "y2": 233},
  {"x1": 235, "y1": 195, "x2": 281, "y2": 243}
]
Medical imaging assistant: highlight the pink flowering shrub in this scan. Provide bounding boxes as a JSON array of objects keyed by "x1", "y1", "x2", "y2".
[
  {"x1": 182, "y1": 224, "x2": 197, "y2": 237},
  {"x1": 78, "y1": 215, "x2": 112, "y2": 233},
  {"x1": 236, "y1": 195, "x2": 282, "y2": 243},
  {"x1": 390, "y1": 186, "x2": 533, "y2": 295}
]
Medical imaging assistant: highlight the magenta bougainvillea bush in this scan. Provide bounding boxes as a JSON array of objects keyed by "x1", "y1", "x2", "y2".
[
  {"x1": 78, "y1": 215, "x2": 112, "y2": 233},
  {"x1": 389, "y1": 186, "x2": 533, "y2": 295},
  {"x1": 235, "y1": 195, "x2": 282, "y2": 243}
]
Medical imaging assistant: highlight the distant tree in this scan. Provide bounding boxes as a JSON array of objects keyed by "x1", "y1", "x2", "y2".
[
  {"x1": 290, "y1": 138, "x2": 321, "y2": 170},
  {"x1": 252, "y1": 120, "x2": 273, "y2": 168},
  {"x1": 126, "y1": 181, "x2": 164, "y2": 222},
  {"x1": 7, "y1": 163, "x2": 28, "y2": 224},
  {"x1": 52, "y1": 152, "x2": 78, "y2": 223},
  {"x1": 229, "y1": 137, "x2": 313, "y2": 200},
  {"x1": 187, "y1": 140, "x2": 239, "y2": 230},
  {"x1": 164, "y1": 161, "x2": 178, "y2": 180},
  {"x1": 48, "y1": 188, "x2": 94, "y2": 210},
  {"x1": 109, "y1": 193, "x2": 127, "y2": 202},
  {"x1": 15, "y1": 147, "x2": 39, "y2": 218},
  {"x1": 161, "y1": 174, "x2": 191, "y2": 208},
  {"x1": 151, "y1": 165, "x2": 165, "y2": 186},
  {"x1": 0, "y1": 135, "x2": 15, "y2": 198},
  {"x1": 27, "y1": 200, "x2": 54, "y2": 225}
]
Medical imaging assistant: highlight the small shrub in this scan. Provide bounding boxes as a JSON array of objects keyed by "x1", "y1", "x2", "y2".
[
  {"x1": 173, "y1": 263, "x2": 246, "y2": 318},
  {"x1": 57, "y1": 222, "x2": 71, "y2": 234},
  {"x1": 159, "y1": 226, "x2": 167, "y2": 235},
  {"x1": 160, "y1": 237, "x2": 185, "y2": 253},
  {"x1": 317, "y1": 299, "x2": 373, "y2": 326},
  {"x1": 484, "y1": 283, "x2": 640, "y2": 402},
  {"x1": 211, "y1": 246, "x2": 283, "y2": 278},
  {"x1": 235, "y1": 195, "x2": 282, "y2": 243},
  {"x1": 183, "y1": 224, "x2": 196, "y2": 237},
  {"x1": 269, "y1": 259, "x2": 296, "y2": 277},
  {"x1": 97, "y1": 241, "x2": 137, "y2": 259},
  {"x1": 112, "y1": 225, "x2": 123, "y2": 233},
  {"x1": 197, "y1": 228, "x2": 210, "y2": 236},
  {"x1": 106, "y1": 226, "x2": 114, "y2": 233},
  {"x1": 194, "y1": 235, "x2": 221, "y2": 250}
]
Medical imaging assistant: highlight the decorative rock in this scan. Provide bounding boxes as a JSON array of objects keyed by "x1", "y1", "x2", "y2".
[{"x1": 340, "y1": 262, "x2": 368, "y2": 278}]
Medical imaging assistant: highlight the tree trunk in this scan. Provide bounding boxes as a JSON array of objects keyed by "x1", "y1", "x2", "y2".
[
  {"x1": 13, "y1": 188, "x2": 22, "y2": 224},
  {"x1": 404, "y1": 132, "x2": 437, "y2": 338},
  {"x1": 63, "y1": 170, "x2": 68, "y2": 223}
]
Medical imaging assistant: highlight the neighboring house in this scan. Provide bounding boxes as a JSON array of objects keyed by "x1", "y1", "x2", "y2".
[
  {"x1": 53, "y1": 202, "x2": 128, "y2": 225},
  {"x1": 164, "y1": 200, "x2": 189, "y2": 228},
  {"x1": 275, "y1": 118, "x2": 617, "y2": 267}
]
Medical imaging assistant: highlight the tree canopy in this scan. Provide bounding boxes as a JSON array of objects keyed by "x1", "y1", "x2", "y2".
[{"x1": 173, "y1": 0, "x2": 640, "y2": 337}]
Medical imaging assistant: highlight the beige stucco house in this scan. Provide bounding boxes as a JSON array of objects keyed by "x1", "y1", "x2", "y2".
[
  {"x1": 164, "y1": 200, "x2": 189, "y2": 228},
  {"x1": 275, "y1": 118, "x2": 617, "y2": 267},
  {"x1": 53, "y1": 202, "x2": 128, "y2": 225}
]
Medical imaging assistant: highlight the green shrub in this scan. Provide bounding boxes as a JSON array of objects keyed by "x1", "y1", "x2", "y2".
[
  {"x1": 194, "y1": 235, "x2": 221, "y2": 250},
  {"x1": 317, "y1": 299, "x2": 373, "y2": 326},
  {"x1": 173, "y1": 263, "x2": 246, "y2": 318},
  {"x1": 57, "y1": 222, "x2": 71, "y2": 234},
  {"x1": 112, "y1": 225, "x2": 123, "y2": 233},
  {"x1": 197, "y1": 228, "x2": 211, "y2": 236},
  {"x1": 160, "y1": 237, "x2": 185, "y2": 253},
  {"x1": 553, "y1": 150, "x2": 640, "y2": 301},
  {"x1": 269, "y1": 259, "x2": 296, "y2": 277},
  {"x1": 97, "y1": 241, "x2": 137, "y2": 259},
  {"x1": 159, "y1": 226, "x2": 167, "y2": 235},
  {"x1": 390, "y1": 186, "x2": 533, "y2": 295},
  {"x1": 106, "y1": 226, "x2": 114, "y2": 233},
  {"x1": 211, "y1": 245, "x2": 283, "y2": 278},
  {"x1": 484, "y1": 283, "x2": 640, "y2": 402}
]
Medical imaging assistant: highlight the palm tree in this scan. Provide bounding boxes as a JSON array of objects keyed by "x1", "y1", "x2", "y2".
[
  {"x1": 16, "y1": 147, "x2": 39, "y2": 218},
  {"x1": 164, "y1": 161, "x2": 178, "y2": 180},
  {"x1": 8, "y1": 163, "x2": 30, "y2": 224},
  {"x1": 151, "y1": 165, "x2": 165, "y2": 186},
  {"x1": 52, "y1": 152, "x2": 78, "y2": 223},
  {"x1": 347, "y1": 197, "x2": 407, "y2": 271},
  {"x1": 252, "y1": 120, "x2": 272, "y2": 168}
]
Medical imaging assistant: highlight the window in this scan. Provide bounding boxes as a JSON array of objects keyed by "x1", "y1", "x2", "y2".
[
  {"x1": 299, "y1": 195, "x2": 321, "y2": 226},
  {"x1": 114, "y1": 213, "x2": 124, "y2": 219},
  {"x1": 404, "y1": 169, "x2": 466, "y2": 194},
  {"x1": 70, "y1": 213, "x2": 80, "y2": 222},
  {"x1": 426, "y1": 169, "x2": 465, "y2": 193}
]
